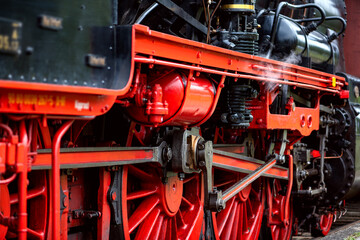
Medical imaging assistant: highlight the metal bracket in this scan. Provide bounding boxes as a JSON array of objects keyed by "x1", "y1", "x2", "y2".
[
  {"x1": 107, "y1": 168, "x2": 122, "y2": 225},
  {"x1": 198, "y1": 140, "x2": 225, "y2": 212}
]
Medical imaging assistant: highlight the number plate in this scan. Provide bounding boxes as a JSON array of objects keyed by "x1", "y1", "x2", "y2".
[{"x1": 0, "y1": 17, "x2": 21, "y2": 55}]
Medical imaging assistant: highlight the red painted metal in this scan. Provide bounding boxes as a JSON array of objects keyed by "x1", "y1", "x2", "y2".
[
  {"x1": 213, "y1": 151, "x2": 288, "y2": 180},
  {"x1": 0, "y1": 174, "x2": 16, "y2": 184},
  {"x1": 145, "y1": 84, "x2": 168, "y2": 124},
  {"x1": 135, "y1": 57, "x2": 341, "y2": 94},
  {"x1": 59, "y1": 174, "x2": 68, "y2": 240},
  {"x1": 17, "y1": 121, "x2": 28, "y2": 240},
  {"x1": 266, "y1": 179, "x2": 293, "y2": 240},
  {"x1": 121, "y1": 165, "x2": 204, "y2": 240},
  {"x1": 126, "y1": 122, "x2": 155, "y2": 147},
  {"x1": 249, "y1": 85, "x2": 320, "y2": 136},
  {"x1": 126, "y1": 71, "x2": 214, "y2": 127},
  {"x1": 284, "y1": 155, "x2": 293, "y2": 223},
  {"x1": 222, "y1": 159, "x2": 277, "y2": 203},
  {"x1": 0, "y1": 88, "x2": 117, "y2": 116},
  {"x1": 212, "y1": 170, "x2": 265, "y2": 240},
  {"x1": 133, "y1": 25, "x2": 346, "y2": 93},
  {"x1": 316, "y1": 213, "x2": 333, "y2": 236},
  {"x1": 251, "y1": 65, "x2": 344, "y2": 87},
  {"x1": 0, "y1": 184, "x2": 10, "y2": 239},
  {"x1": 51, "y1": 120, "x2": 74, "y2": 240},
  {"x1": 97, "y1": 168, "x2": 111, "y2": 240},
  {"x1": 33, "y1": 148, "x2": 155, "y2": 169}
]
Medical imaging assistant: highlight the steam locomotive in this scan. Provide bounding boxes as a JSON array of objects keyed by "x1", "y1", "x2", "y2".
[{"x1": 0, "y1": 0, "x2": 357, "y2": 239}]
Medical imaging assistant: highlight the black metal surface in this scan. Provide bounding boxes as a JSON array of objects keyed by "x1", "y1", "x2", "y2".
[
  {"x1": 108, "y1": 168, "x2": 122, "y2": 225},
  {"x1": 155, "y1": 0, "x2": 208, "y2": 35},
  {"x1": 0, "y1": 0, "x2": 132, "y2": 91},
  {"x1": 219, "y1": 83, "x2": 256, "y2": 128}
]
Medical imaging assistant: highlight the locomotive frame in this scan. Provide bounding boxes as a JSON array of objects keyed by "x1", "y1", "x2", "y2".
[{"x1": 0, "y1": 0, "x2": 355, "y2": 240}]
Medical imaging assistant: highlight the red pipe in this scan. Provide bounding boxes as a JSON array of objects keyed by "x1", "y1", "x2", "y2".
[
  {"x1": 18, "y1": 120, "x2": 28, "y2": 240},
  {"x1": 135, "y1": 57, "x2": 340, "y2": 94},
  {"x1": 0, "y1": 173, "x2": 16, "y2": 185},
  {"x1": 252, "y1": 64, "x2": 344, "y2": 87},
  {"x1": 119, "y1": 65, "x2": 141, "y2": 99},
  {"x1": 0, "y1": 123, "x2": 15, "y2": 142},
  {"x1": 51, "y1": 120, "x2": 74, "y2": 240},
  {"x1": 284, "y1": 154, "x2": 293, "y2": 224}
]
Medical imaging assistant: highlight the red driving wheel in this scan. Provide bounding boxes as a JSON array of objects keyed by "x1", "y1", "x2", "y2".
[
  {"x1": 311, "y1": 212, "x2": 333, "y2": 237},
  {"x1": 121, "y1": 164, "x2": 204, "y2": 240},
  {"x1": 267, "y1": 179, "x2": 293, "y2": 240},
  {"x1": 213, "y1": 169, "x2": 265, "y2": 240}
]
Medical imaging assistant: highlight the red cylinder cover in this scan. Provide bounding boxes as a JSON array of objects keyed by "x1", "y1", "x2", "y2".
[{"x1": 126, "y1": 71, "x2": 215, "y2": 126}]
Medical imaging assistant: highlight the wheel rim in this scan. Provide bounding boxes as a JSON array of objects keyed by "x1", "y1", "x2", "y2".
[
  {"x1": 213, "y1": 169, "x2": 265, "y2": 240},
  {"x1": 318, "y1": 213, "x2": 333, "y2": 236},
  {"x1": 122, "y1": 165, "x2": 204, "y2": 240},
  {"x1": 269, "y1": 180, "x2": 292, "y2": 240}
]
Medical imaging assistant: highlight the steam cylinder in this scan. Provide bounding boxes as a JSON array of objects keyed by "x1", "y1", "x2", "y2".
[
  {"x1": 126, "y1": 71, "x2": 215, "y2": 126},
  {"x1": 258, "y1": 14, "x2": 340, "y2": 65}
]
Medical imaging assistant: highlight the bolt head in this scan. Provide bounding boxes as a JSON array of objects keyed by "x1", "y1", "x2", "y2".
[{"x1": 111, "y1": 191, "x2": 117, "y2": 201}]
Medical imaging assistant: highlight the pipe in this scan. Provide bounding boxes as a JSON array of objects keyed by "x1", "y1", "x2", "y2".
[
  {"x1": 0, "y1": 123, "x2": 15, "y2": 142},
  {"x1": 135, "y1": 3, "x2": 159, "y2": 24},
  {"x1": 284, "y1": 154, "x2": 293, "y2": 224},
  {"x1": 294, "y1": 16, "x2": 347, "y2": 42},
  {"x1": 118, "y1": 65, "x2": 141, "y2": 100},
  {"x1": 51, "y1": 120, "x2": 74, "y2": 240},
  {"x1": 18, "y1": 120, "x2": 28, "y2": 240},
  {"x1": 252, "y1": 64, "x2": 344, "y2": 86},
  {"x1": 222, "y1": 158, "x2": 277, "y2": 203},
  {"x1": 135, "y1": 57, "x2": 341, "y2": 94},
  {"x1": 268, "y1": 2, "x2": 326, "y2": 57},
  {"x1": 0, "y1": 173, "x2": 16, "y2": 185}
]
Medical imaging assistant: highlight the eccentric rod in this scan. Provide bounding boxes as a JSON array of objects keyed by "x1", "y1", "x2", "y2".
[{"x1": 222, "y1": 158, "x2": 277, "y2": 203}]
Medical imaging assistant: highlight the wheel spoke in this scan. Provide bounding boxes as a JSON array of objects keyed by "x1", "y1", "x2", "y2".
[
  {"x1": 171, "y1": 216, "x2": 178, "y2": 239},
  {"x1": 246, "y1": 198, "x2": 254, "y2": 219},
  {"x1": 123, "y1": 166, "x2": 203, "y2": 240},
  {"x1": 127, "y1": 188, "x2": 157, "y2": 201},
  {"x1": 10, "y1": 186, "x2": 46, "y2": 205},
  {"x1": 183, "y1": 175, "x2": 196, "y2": 184},
  {"x1": 218, "y1": 197, "x2": 236, "y2": 235},
  {"x1": 134, "y1": 207, "x2": 161, "y2": 240},
  {"x1": 159, "y1": 218, "x2": 168, "y2": 239},
  {"x1": 128, "y1": 165, "x2": 154, "y2": 182},
  {"x1": 214, "y1": 179, "x2": 236, "y2": 188},
  {"x1": 222, "y1": 201, "x2": 238, "y2": 239},
  {"x1": 230, "y1": 201, "x2": 240, "y2": 240},
  {"x1": 176, "y1": 210, "x2": 186, "y2": 229},
  {"x1": 150, "y1": 214, "x2": 164, "y2": 239},
  {"x1": 128, "y1": 196, "x2": 160, "y2": 233},
  {"x1": 181, "y1": 196, "x2": 194, "y2": 210},
  {"x1": 242, "y1": 202, "x2": 249, "y2": 234},
  {"x1": 27, "y1": 228, "x2": 44, "y2": 239}
]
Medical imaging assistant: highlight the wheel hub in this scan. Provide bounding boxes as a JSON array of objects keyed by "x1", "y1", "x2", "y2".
[{"x1": 163, "y1": 175, "x2": 183, "y2": 216}]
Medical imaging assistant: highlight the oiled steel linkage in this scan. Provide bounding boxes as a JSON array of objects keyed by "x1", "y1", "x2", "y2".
[
  {"x1": 222, "y1": 158, "x2": 277, "y2": 203},
  {"x1": 51, "y1": 120, "x2": 74, "y2": 240}
]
